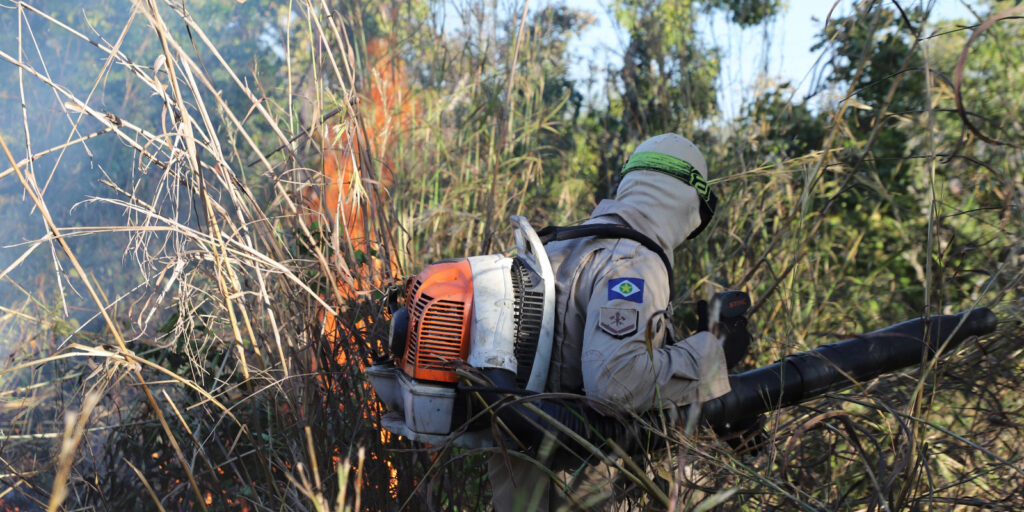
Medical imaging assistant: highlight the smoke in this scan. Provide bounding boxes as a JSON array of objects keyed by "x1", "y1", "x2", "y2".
[
  {"x1": 0, "y1": 4, "x2": 145, "y2": 338},
  {"x1": 0, "y1": 2, "x2": 290, "y2": 348}
]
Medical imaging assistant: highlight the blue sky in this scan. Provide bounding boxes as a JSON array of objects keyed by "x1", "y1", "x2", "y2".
[{"x1": 565, "y1": 0, "x2": 979, "y2": 118}]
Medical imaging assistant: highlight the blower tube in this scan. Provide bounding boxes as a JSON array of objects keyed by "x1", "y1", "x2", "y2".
[
  {"x1": 700, "y1": 307, "x2": 997, "y2": 429},
  {"x1": 480, "y1": 308, "x2": 997, "y2": 458}
]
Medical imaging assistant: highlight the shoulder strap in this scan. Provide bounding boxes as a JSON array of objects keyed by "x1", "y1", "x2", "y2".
[{"x1": 537, "y1": 224, "x2": 673, "y2": 300}]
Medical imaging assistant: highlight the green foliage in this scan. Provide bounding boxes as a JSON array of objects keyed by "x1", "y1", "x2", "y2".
[
  {"x1": 733, "y1": 86, "x2": 827, "y2": 162},
  {"x1": 707, "y1": 0, "x2": 781, "y2": 27},
  {"x1": 0, "y1": 0, "x2": 1021, "y2": 510}
]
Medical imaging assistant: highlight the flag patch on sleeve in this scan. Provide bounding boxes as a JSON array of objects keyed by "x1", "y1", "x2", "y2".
[{"x1": 608, "y1": 278, "x2": 644, "y2": 303}]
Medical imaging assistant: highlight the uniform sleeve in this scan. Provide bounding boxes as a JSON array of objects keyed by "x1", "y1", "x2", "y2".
[{"x1": 579, "y1": 251, "x2": 731, "y2": 412}]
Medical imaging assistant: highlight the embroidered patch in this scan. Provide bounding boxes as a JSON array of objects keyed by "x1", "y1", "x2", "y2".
[
  {"x1": 598, "y1": 306, "x2": 639, "y2": 338},
  {"x1": 608, "y1": 278, "x2": 644, "y2": 303}
]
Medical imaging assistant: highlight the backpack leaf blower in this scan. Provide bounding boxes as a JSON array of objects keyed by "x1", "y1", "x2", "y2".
[
  {"x1": 367, "y1": 216, "x2": 555, "y2": 448},
  {"x1": 366, "y1": 216, "x2": 1000, "y2": 454}
]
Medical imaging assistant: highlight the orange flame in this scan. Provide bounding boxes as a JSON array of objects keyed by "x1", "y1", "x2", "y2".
[
  {"x1": 300, "y1": 36, "x2": 415, "y2": 506},
  {"x1": 306, "y1": 38, "x2": 412, "y2": 338}
]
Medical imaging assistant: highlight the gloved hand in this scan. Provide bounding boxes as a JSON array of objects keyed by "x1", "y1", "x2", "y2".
[{"x1": 696, "y1": 296, "x2": 752, "y2": 369}]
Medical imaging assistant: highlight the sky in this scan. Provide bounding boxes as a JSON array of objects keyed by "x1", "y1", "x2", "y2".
[{"x1": 564, "y1": 0, "x2": 979, "y2": 119}]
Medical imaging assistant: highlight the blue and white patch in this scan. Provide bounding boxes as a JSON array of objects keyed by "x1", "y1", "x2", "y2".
[{"x1": 608, "y1": 278, "x2": 644, "y2": 303}]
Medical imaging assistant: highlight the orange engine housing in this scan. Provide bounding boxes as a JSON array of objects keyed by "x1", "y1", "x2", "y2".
[{"x1": 400, "y1": 260, "x2": 473, "y2": 383}]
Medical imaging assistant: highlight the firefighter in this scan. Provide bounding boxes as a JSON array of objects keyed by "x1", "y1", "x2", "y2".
[{"x1": 489, "y1": 133, "x2": 745, "y2": 511}]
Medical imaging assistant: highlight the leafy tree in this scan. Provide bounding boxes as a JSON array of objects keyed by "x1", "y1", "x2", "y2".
[
  {"x1": 732, "y1": 86, "x2": 826, "y2": 165},
  {"x1": 577, "y1": 0, "x2": 780, "y2": 201}
]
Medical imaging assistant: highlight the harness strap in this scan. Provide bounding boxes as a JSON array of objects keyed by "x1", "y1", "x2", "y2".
[{"x1": 536, "y1": 223, "x2": 674, "y2": 300}]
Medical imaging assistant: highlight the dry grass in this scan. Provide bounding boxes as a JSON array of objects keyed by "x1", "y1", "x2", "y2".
[{"x1": 0, "y1": 1, "x2": 1021, "y2": 511}]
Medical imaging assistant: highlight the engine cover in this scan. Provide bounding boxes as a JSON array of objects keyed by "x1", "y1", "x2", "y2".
[
  {"x1": 399, "y1": 259, "x2": 474, "y2": 383},
  {"x1": 466, "y1": 254, "x2": 518, "y2": 373},
  {"x1": 372, "y1": 216, "x2": 555, "y2": 443}
]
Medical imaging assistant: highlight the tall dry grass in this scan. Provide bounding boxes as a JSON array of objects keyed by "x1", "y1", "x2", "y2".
[{"x1": 0, "y1": 1, "x2": 1020, "y2": 511}]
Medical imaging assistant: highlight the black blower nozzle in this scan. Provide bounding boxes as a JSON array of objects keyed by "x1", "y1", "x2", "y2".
[
  {"x1": 700, "y1": 307, "x2": 998, "y2": 428},
  {"x1": 478, "y1": 308, "x2": 997, "y2": 465}
]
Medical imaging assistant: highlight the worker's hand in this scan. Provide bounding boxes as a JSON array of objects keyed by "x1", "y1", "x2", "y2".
[{"x1": 695, "y1": 298, "x2": 751, "y2": 369}]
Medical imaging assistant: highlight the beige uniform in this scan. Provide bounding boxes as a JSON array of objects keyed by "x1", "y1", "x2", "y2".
[
  {"x1": 490, "y1": 190, "x2": 730, "y2": 511},
  {"x1": 545, "y1": 199, "x2": 730, "y2": 407}
]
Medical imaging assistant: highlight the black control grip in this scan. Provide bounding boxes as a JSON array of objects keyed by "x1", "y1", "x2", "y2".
[{"x1": 714, "y1": 290, "x2": 751, "y2": 320}]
